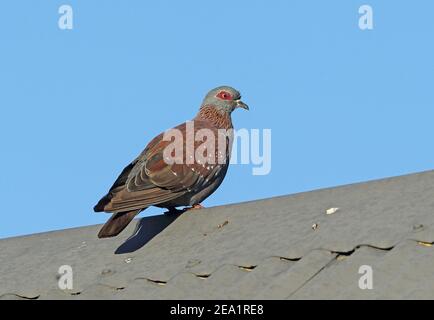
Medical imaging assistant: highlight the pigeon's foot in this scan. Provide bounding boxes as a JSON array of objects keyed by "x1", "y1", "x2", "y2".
[
  {"x1": 163, "y1": 207, "x2": 184, "y2": 215},
  {"x1": 183, "y1": 203, "x2": 205, "y2": 212},
  {"x1": 163, "y1": 204, "x2": 204, "y2": 215}
]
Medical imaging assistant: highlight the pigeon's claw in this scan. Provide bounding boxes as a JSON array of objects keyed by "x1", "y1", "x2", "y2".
[
  {"x1": 183, "y1": 204, "x2": 205, "y2": 212},
  {"x1": 163, "y1": 204, "x2": 204, "y2": 215}
]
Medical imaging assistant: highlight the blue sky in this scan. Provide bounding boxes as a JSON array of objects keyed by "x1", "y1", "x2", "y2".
[{"x1": 1, "y1": 1, "x2": 433, "y2": 239}]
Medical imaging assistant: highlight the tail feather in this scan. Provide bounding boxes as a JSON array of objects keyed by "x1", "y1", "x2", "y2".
[{"x1": 97, "y1": 209, "x2": 141, "y2": 238}]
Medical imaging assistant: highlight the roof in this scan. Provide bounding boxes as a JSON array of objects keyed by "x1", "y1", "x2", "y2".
[{"x1": 1, "y1": 170, "x2": 434, "y2": 300}]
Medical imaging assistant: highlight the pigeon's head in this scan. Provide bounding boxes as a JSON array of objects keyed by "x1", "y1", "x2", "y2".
[{"x1": 201, "y1": 86, "x2": 249, "y2": 114}]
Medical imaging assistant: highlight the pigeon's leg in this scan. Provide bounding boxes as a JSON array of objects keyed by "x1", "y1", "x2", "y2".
[
  {"x1": 164, "y1": 204, "x2": 204, "y2": 215},
  {"x1": 183, "y1": 203, "x2": 204, "y2": 212}
]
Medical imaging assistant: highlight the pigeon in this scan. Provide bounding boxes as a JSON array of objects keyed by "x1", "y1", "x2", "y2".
[{"x1": 94, "y1": 86, "x2": 248, "y2": 238}]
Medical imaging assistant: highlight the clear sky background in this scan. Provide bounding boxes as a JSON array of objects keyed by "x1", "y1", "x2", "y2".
[{"x1": 1, "y1": 1, "x2": 433, "y2": 239}]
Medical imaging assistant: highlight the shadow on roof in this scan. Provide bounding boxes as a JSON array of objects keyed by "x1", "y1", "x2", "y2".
[{"x1": 115, "y1": 211, "x2": 182, "y2": 254}]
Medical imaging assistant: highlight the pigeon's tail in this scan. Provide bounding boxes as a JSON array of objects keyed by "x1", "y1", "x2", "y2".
[{"x1": 97, "y1": 209, "x2": 142, "y2": 238}]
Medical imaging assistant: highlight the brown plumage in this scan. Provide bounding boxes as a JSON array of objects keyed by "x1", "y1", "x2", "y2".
[{"x1": 94, "y1": 86, "x2": 248, "y2": 238}]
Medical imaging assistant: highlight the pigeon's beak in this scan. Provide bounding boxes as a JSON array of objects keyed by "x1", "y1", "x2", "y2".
[{"x1": 235, "y1": 100, "x2": 249, "y2": 110}]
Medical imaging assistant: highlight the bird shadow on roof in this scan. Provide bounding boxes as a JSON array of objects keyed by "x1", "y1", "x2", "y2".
[{"x1": 115, "y1": 211, "x2": 182, "y2": 254}]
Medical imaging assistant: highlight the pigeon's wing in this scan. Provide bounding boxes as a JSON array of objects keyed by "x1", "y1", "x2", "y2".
[
  {"x1": 93, "y1": 160, "x2": 138, "y2": 212},
  {"x1": 126, "y1": 121, "x2": 225, "y2": 192},
  {"x1": 102, "y1": 121, "x2": 226, "y2": 212}
]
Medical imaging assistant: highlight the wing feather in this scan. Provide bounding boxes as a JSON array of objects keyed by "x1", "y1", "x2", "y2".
[{"x1": 96, "y1": 120, "x2": 231, "y2": 213}]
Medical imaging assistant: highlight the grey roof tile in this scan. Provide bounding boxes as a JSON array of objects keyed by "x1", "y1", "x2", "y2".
[
  {"x1": 111, "y1": 280, "x2": 162, "y2": 300},
  {"x1": 291, "y1": 240, "x2": 434, "y2": 299},
  {"x1": 225, "y1": 257, "x2": 296, "y2": 299},
  {"x1": 258, "y1": 250, "x2": 337, "y2": 299},
  {"x1": 1, "y1": 170, "x2": 434, "y2": 299}
]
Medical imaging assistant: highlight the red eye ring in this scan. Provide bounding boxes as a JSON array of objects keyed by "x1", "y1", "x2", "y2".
[{"x1": 217, "y1": 91, "x2": 232, "y2": 100}]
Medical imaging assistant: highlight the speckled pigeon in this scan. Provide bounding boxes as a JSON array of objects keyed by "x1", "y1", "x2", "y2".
[{"x1": 94, "y1": 86, "x2": 248, "y2": 238}]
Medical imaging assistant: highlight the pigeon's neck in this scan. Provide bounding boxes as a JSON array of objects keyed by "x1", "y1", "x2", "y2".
[{"x1": 195, "y1": 105, "x2": 233, "y2": 130}]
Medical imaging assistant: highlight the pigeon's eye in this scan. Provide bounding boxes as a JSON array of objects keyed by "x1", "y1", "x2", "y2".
[{"x1": 217, "y1": 91, "x2": 232, "y2": 100}]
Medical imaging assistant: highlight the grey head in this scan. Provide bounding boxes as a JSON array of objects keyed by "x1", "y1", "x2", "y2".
[{"x1": 201, "y1": 86, "x2": 249, "y2": 114}]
